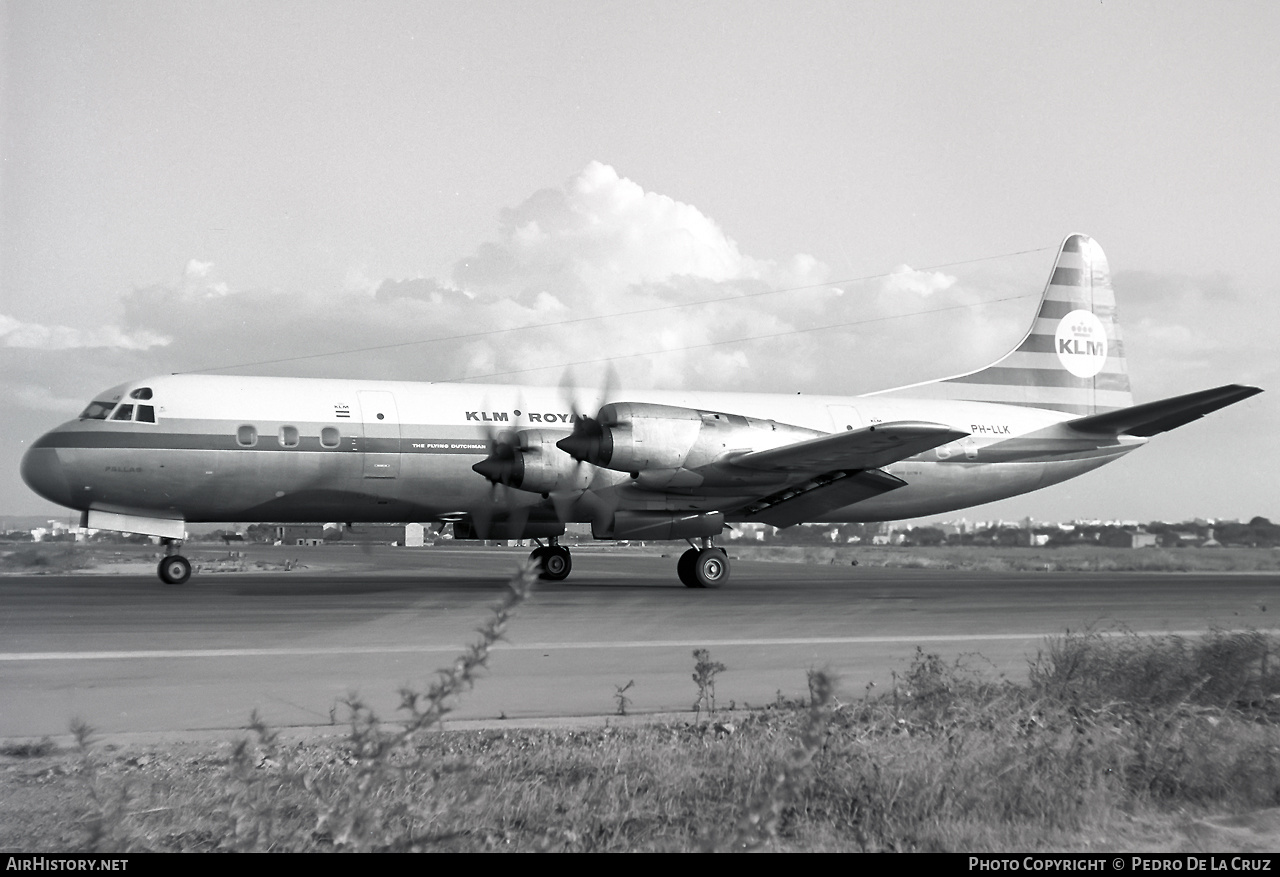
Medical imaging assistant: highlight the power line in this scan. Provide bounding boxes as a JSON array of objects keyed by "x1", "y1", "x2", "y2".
[
  {"x1": 185, "y1": 245, "x2": 1051, "y2": 374},
  {"x1": 450, "y1": 292, "x2": 1037, "y2": 382}
]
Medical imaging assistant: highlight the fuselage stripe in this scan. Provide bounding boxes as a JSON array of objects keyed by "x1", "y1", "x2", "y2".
[{"x1": 34, "y1": 431, "x2": 494, "y2": 455}]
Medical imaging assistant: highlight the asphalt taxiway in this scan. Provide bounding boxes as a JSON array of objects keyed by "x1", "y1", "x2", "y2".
[{"x1": 2, "y1": 547, "x2": 1277, "y2": 740}]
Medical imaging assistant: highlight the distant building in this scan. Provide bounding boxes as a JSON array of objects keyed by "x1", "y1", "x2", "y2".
[
  {"x1": 276, "y1": 524, "x2": 326, "y2": 545},
  {"x1": 728, "y1": 522, "x2": 766, "y2": 541},
  {"x1": 1120, "y1": 531, "x2": 1159, "y2": 549},
  {"x1": 273, "y1": 523, "x2": 435, "y2": 547},
  {"x1": 30, "y1": 519, "x2": 77, "y2": 542}
]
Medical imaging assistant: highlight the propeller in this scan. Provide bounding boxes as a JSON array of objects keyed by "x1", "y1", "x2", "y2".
[
  {"x1": 547, "y1": 489, "x2": 582, "y2": 525},
  {"x1": 471, "y1": 429, "x2": 523, "y2": 487},
  {"x1": 469, "y1": 465, "x2": 533, "y2": 540},
  {"x1": 556, "y1": 364, "x2": 620, "y2": 467},
  {"x1": 573, "y1": 478, "x2": 624, "y2": 535},
  {"x1": 468, "y1": 395, "x2": 534, "y2": 540},
  {"x1": 552, "y1": 364, "x2": 698, "y2": 536},
  {"x1": 468, "y1": 370, "x2": 624, "y2": 538}
]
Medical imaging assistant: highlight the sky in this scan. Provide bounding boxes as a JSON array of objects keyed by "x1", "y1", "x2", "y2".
[{"x1": 2, "y1": 0, "x2": 1276, "y2": 524}]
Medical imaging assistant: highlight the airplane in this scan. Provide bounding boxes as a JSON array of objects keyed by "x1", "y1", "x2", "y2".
[{"x1": 20, "y1": 234, "x2": 1261, "y2": 587}]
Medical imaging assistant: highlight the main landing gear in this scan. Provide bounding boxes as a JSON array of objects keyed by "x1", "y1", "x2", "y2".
[
  {"x1": 529, "y1": 538, "x2": 572, "y2": 581},
  {"x1": 526, "y1": 536, "x2": 730, "y2": 587},
  {"x1": 157, "y1": 539, "x2": 191, "y2": 585},
  {"x1": 677, "y1": 538, "x2": 729, "y2": 589}
]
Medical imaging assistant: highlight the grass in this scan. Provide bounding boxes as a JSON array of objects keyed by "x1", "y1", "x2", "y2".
[
  {"x1": 0, "y1": 544, "x2": 92, "y2": 573},
  {"x1": 0, "y1": 737, "x2": 55, "y2": 758},
  {"x1": 6, "y1": 570, "x2": 1280, "y2": 851}
]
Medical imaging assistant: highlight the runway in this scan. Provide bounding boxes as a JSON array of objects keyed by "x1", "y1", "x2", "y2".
[{"x1": 2, "y1": 546, "x2": 1277, "y2": 739}]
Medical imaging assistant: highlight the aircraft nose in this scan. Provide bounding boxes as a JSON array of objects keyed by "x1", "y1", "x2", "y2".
[{"x1": 20, "y1": 444, "x2": 74, "y2": 508}]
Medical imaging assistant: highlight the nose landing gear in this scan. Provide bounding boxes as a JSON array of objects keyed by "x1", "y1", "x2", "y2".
[
  {"x1": 529, "y1": 537, "x2": 572, "y2": 581},
  {"x1": 677, "y1": 538, "x2": 729, "y2": 588},
  {"x1": 157, "y1": 539, "x2": 191, "y2": 585}
]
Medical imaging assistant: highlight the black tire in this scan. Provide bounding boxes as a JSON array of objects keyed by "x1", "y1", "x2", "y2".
[
  {"x1": 541, "y1": 545, "x2": 572, "y2": 581},
  {"x1": 693, "y1": 547, "x2": 729, "y2": 588},
  {"x1": 677, "y1": 548, "x2": 700, "y2": 588},
  {"x1": 158, "y1": 555, "x2": 192, "y2": 585},
  {"x1": 528, "y1": 546, "x2": 548, "y2": 573}
]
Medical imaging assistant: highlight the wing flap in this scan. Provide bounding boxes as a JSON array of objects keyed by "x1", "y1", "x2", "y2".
[
  {"x1": 745, "y1": 469, "x2": 907, "y2": 528},
  {"x1": 1066, "y1": 384, "x2": 1262, "y2": 437},
  {"x1": 731, "y1": 421, "x2": 969, "y2": 473}
]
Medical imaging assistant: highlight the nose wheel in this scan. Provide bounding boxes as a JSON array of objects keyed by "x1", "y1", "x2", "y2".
[
  {"x1": 529, "y1": 541, "x2": 572, "y2": 581},
  {"x1": 158, "y1": 554, "x2": 192, "y2": 585},
  {"x1": 156, "y1": 538, "x2": 191, "y2": 585},
  {"x1": 677, "y1": 544, "x2": 729, "y2": 588}
]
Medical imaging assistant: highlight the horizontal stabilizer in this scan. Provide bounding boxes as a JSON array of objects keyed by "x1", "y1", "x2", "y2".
[
  {"x1": 1065, "y1": 384, "x2": 1262, "y2": 437},
  {"x1": 731, "y1": 421, "x2": 969, "y2": 473}
]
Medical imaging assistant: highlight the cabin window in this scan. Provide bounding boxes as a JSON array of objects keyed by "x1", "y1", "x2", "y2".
[
  {"x1": 237, "y1": 425, "x2": 258, "y2": 447},
  {"x1": 136, "y1": 405, "x2": 156, "y2": 423},
  {"x1": 129, "y1": 388, "x2": 153, "y2": 400},
  {"x1": 320, "y1": 427, "x2": 340, "y2": 449},
  {"x1": 278, "y1": 425, "x2": 300, "y2": 448},
  {"x1": 111, "y1": 404, "x2": 134, "y2": 421},
  {"x1": 79, "y1": 400, "x2": 116, "y2": 420}
]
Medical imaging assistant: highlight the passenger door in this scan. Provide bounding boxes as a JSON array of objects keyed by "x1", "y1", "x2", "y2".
[{"x1": 356, "y1": 390, "x2": 401, "y2": 479}]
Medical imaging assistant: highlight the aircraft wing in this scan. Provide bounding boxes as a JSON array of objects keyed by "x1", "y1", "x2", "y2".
[
  {"x1": 1066, "y1": 384, "x2": 1262, "y2": 437},
  {"x1": 729, "y1": 421, "x2": 969, "y2": 472}
]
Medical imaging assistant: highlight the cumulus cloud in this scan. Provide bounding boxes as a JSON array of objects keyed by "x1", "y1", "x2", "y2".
[
  {"x1": 182, "y1": 259, "x2": 230, "y2": 297},
  {"x1": 94, "y1": 163, "x2": 1060, "y2": 396},
  {"x1": 2, "y1": 381, "x2": 89, "y2": 414},
  {"x1": 0, "y1": 313, "x2": 170, "y2": 351},
  {"x1": 373, "y1": 277, "x2": 471, "y2": 304},
  {"x1": 884, "y1": 264, "x2": 958, "y2": 297},
  {"x1": 455, "y1": 161, "x2": 762, "y2": 294}
]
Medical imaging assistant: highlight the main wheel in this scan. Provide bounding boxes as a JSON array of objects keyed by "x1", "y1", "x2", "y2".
[
  {"x1": 693, "y1": 547, "x2": 729, "y2": 588},
  {"x1": 158, "y1": 555, "x2": 192, "y2": 585},
  {"x1": 677, "y1": 548, "x2": 700, "y2": 588},
  {"x1": 540, "y1": 545, "x2": 572, "y2": 581},
  {"x1": 528, "y1": 546, "x2": 548, "y2": 572}
]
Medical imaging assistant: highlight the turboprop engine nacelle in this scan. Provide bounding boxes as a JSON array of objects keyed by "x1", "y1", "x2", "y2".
[
  {"x1": 471, "y1": 429, "x2": 593, "y2": 494},
  {"x1": 557, "y1": 402, "x2": 823, "y2": 477}
]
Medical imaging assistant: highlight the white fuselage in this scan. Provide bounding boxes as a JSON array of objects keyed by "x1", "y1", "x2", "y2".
[{"x1": 21, "y1": 373, "x2": 1144, "y2": 527}]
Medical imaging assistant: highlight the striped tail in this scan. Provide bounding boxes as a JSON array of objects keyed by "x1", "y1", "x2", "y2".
[{"x1": 871, "y1": 234, "x2": 1133, "y2": 415}]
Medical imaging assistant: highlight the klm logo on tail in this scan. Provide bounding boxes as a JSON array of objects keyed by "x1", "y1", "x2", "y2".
[{"x1": 1055, "y1": 310, "x2": 1108, "y2": 377}]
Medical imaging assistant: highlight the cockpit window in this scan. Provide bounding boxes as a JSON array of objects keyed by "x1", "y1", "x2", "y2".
[
  {"x1": 79, "y1": 401, "x2": 116, "y2": 420},
  {"x1": 129, "y1": 387, "x2": 153, "y2": 400},
  {"x1": 136, "y1": 405, "x2": 156, "y2": 423},
  {"x1": 111, "y1": 404, "x2": 134, "y2": 421}
]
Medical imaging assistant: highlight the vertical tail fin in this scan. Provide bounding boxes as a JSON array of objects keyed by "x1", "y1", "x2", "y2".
[{"x1": 870, "y1": 234, "x2": 1133, "y2": 415}]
